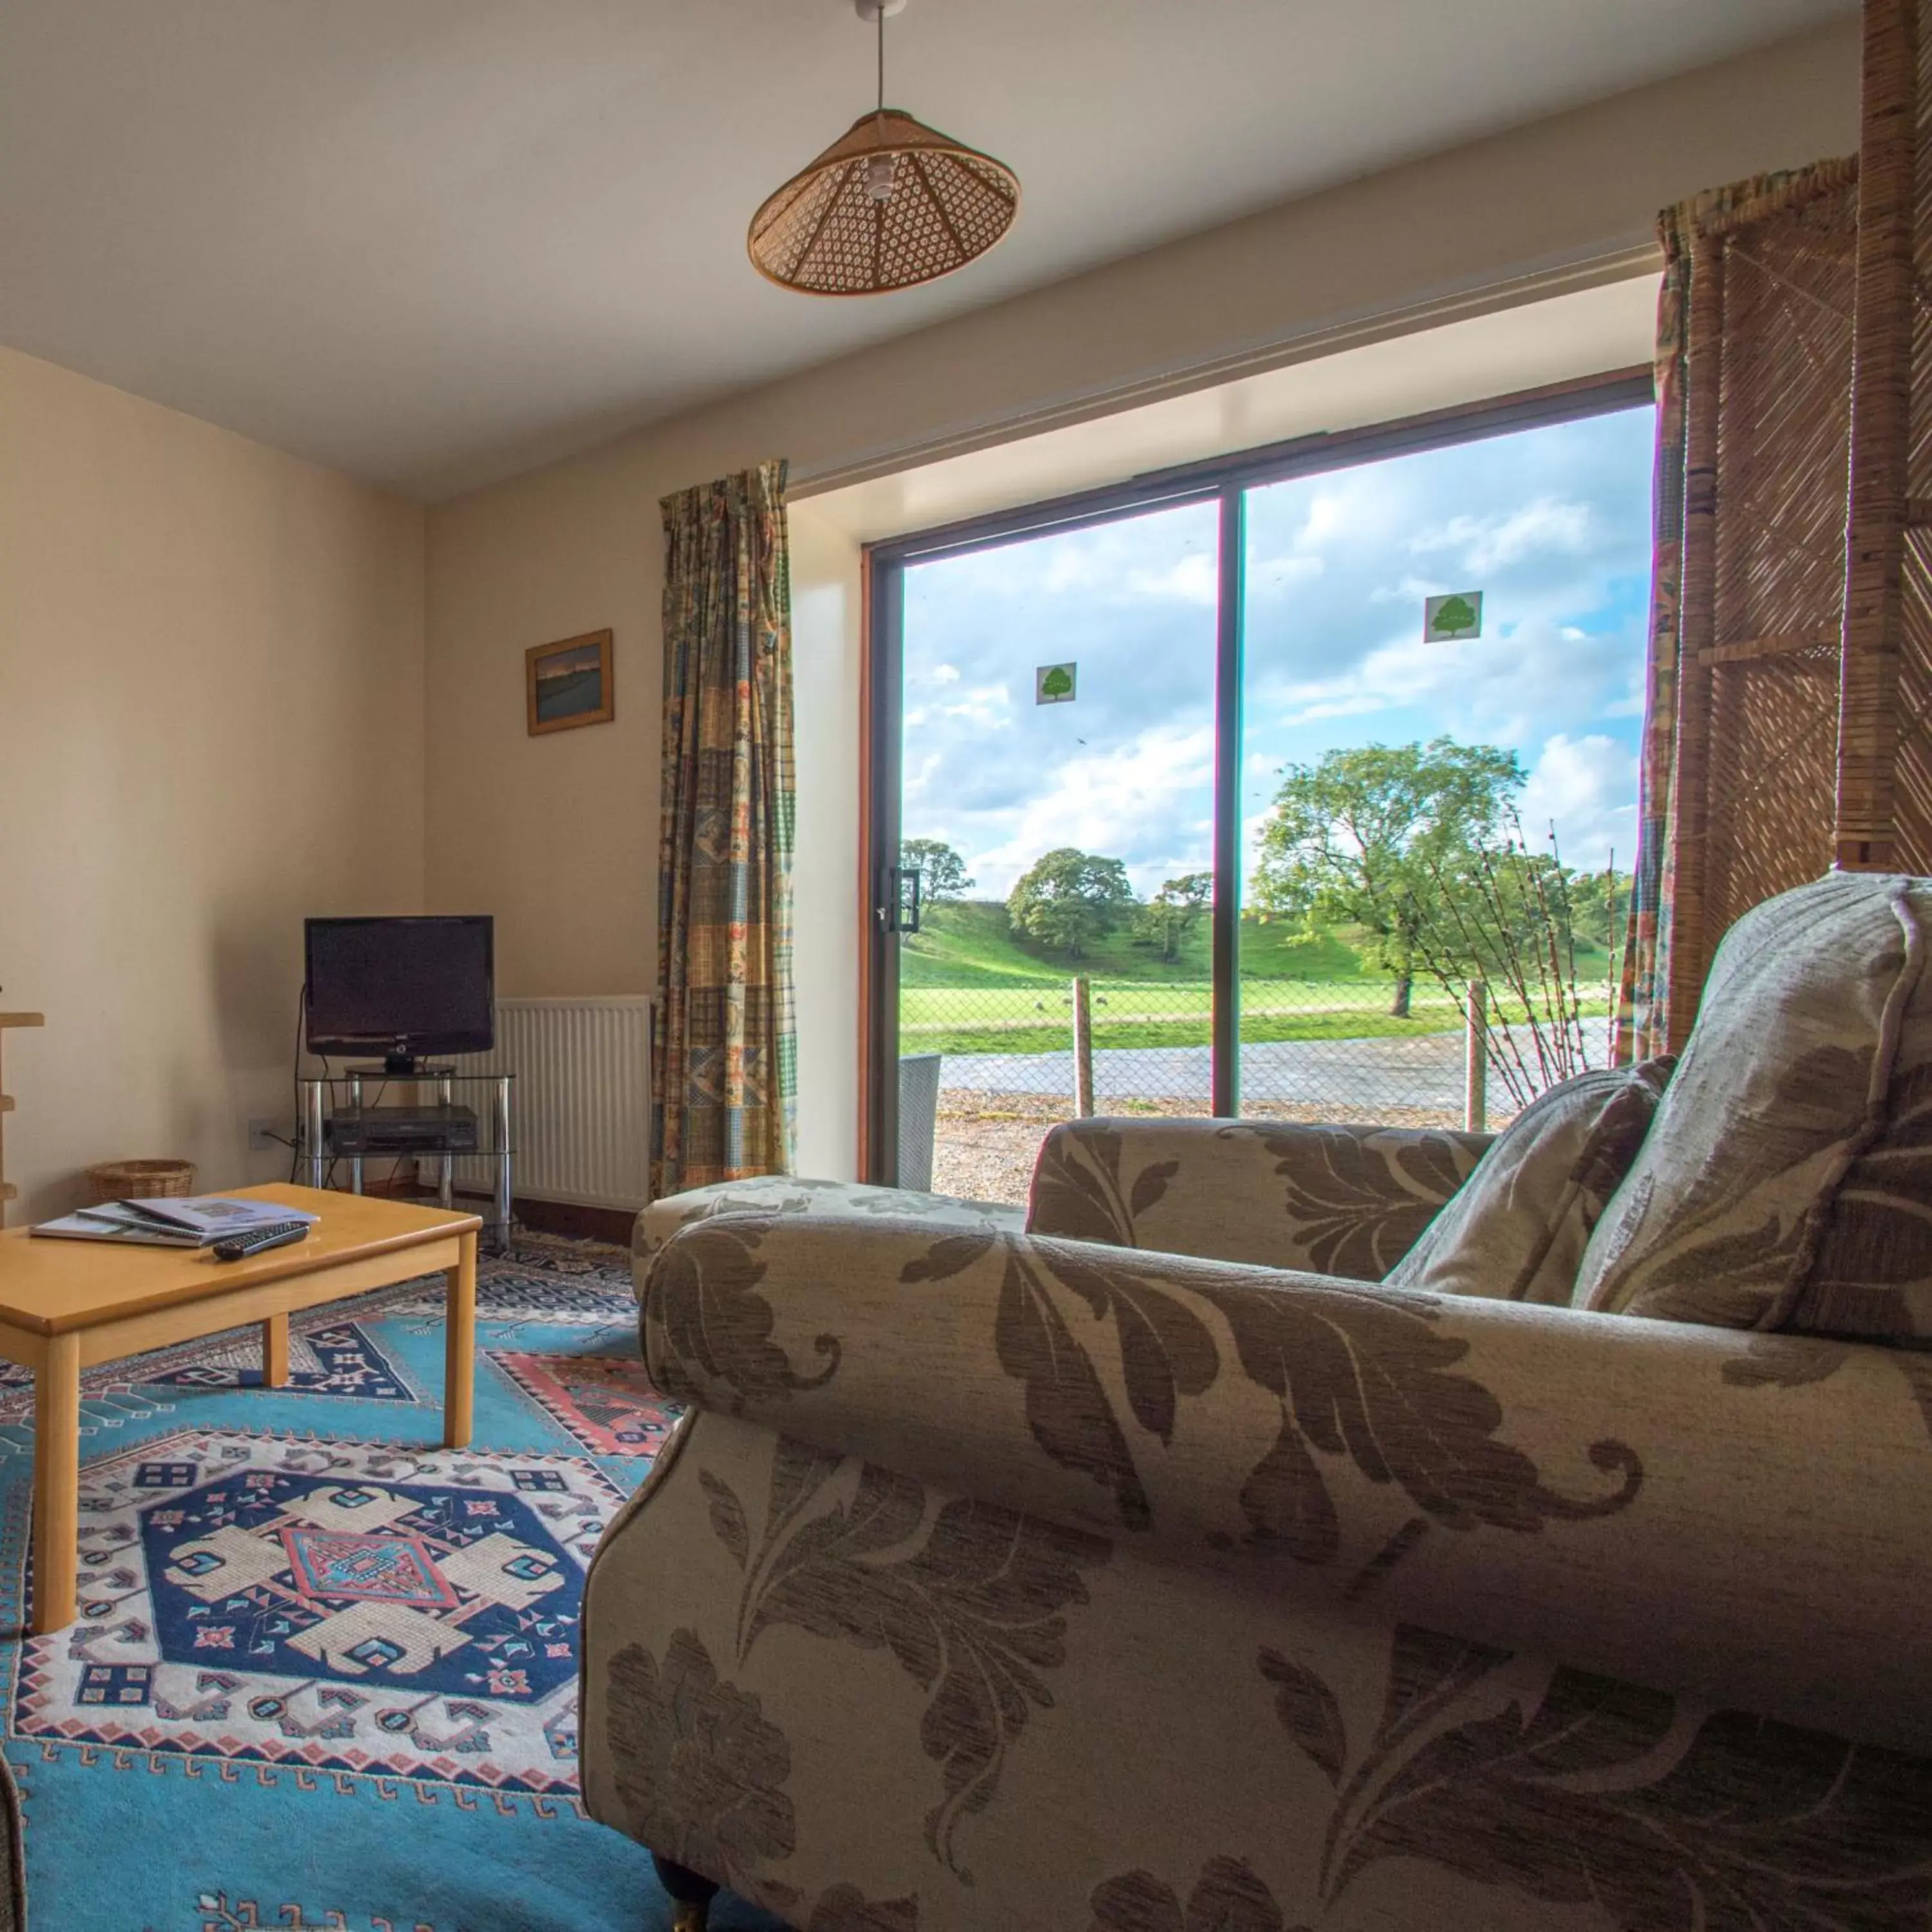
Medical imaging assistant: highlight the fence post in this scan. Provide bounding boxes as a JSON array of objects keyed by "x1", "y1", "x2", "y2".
[
  {"x1": 1464, "y1": 979, "x2": 1488, "y2": 1133},
  {"x1": 1072, "y1": 975, "x2": 1095, "y2": 1118}
]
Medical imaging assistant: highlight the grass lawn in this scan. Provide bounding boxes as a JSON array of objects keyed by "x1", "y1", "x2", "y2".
[{"x1": 898, "y1": 901, "x2": 1615, "y2": 1057}]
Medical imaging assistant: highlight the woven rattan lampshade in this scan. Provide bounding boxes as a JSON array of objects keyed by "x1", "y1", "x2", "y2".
[{"x1": 749, "y1": 106, "x2": 1019, "y2": 296}]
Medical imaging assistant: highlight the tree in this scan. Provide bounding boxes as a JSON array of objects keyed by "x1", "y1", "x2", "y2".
[
  {"x1": 899, "y1": 838, "x2": 974, "y2": 907},
  {"x1": 1566, "y1": 866, "x2": 1631, "y2": 953},
  {"x1": 1249, "y1": 738, "x2": 1524, "y2": 1015},
  {"x1": 1007, "y1": 848, "x2": 1137, "y2": 960},
  {"x1": 1134, "y1": 871, "x2": 1213, "y2": 964}
]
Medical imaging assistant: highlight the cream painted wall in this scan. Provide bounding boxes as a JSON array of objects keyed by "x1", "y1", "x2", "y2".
[
  {"x1": 423, "y1": 21, "x2": 1859, "y2": 1181},
  {"x1": 0, "y1": 345, "x2": 424, "y2": 1222},
  {"x1": 789, "y1": 504, "x2": 866, "y2": 1179}
]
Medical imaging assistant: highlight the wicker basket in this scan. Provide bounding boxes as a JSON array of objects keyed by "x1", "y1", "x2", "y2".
[{"x1": 85, "y1": 1159, "x2": 195, "y2": 1204}]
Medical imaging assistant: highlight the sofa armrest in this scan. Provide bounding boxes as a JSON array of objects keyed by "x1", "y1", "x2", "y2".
[
  {"x1": 1026, "y1": 1117, "x2": 1492, "y2": 1276},
  {"x1": 645, "y1": 1208, "x2": 1932, "y2": 1755},
  {"x1": 632, "y1": 1174, "x2": 1023, "y2": 1303}
]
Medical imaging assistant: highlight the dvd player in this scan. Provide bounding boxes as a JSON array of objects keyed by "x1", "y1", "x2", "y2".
[{"x1": 327, "y1": 1105, "x2": 480, "y2": 1155}]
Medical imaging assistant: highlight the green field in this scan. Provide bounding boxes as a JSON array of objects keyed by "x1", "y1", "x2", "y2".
[{"x1": 898, "y1": 902, "x2": 1613, "y2": 1058}]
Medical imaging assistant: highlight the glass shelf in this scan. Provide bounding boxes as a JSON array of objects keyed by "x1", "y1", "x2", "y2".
[{"x1": 296, "y1": 1068, "x2": 515, "y2": 1251}]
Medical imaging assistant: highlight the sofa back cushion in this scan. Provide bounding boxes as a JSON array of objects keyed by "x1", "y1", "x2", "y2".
[
  {"x1": 1785, "y1": 950, "x2": 1932, "y2": 1345},
  {"x1": 1384, "y1": 1060, "x2": 1671, "y2": 1304},
  {"x1": 1027, "y1": 1117, "x2": 1490, "y2": 1278},
  {"x1": 1575, "y1": 873, "x2": 1928, "y2": 1331}
]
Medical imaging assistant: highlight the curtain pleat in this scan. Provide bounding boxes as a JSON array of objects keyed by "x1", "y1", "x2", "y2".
[
  {"x1": 1611, "y1": 207, "x2": 1691, "y2": 1066},
  {"x1": 652, "y1": 459, "x2": 796, "y2": 1197}
]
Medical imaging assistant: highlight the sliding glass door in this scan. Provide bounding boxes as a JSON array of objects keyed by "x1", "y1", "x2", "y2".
[
  {"x1": 1236, "y1": 404, "x2": 1658, "y2": 1130},
  {"x1": 866, "y1": 374, "x2": 1656, "y2": 1198}
]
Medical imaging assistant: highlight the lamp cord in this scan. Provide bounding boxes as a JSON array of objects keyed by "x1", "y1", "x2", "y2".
[{"x1": 876, "y1": 5, "x2": 884, "y2": 122}]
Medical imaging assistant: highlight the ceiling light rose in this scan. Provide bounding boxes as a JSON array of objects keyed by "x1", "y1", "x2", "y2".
[{"x1": 748, "y1": 0, "x2": 1019, "y2": 297}]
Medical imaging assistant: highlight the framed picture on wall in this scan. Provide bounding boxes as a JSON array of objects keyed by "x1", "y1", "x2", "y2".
[{"x1": 526, "y1": 629, "x2": 614, "y2": 735}]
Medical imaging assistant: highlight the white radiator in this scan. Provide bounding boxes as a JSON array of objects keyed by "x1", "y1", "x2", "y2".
[{"x1": 451, "y1": 998, "x2": 652, "y2": 1210}]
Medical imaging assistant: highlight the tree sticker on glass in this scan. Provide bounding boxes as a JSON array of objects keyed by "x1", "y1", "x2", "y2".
[
  {"x1": 1423, "y1": 592, "x2": 1482, "y2": 642},
  {"x1": 1036, "y1": 662, "x2": 1077, "y2": 704}
]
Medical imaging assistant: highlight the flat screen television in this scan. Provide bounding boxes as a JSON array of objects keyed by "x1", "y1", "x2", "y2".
[{"x1": 305, "y1": 916, "x2": 494, "y2": 1071}]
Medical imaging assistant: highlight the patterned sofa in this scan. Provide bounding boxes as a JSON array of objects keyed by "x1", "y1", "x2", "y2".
[{"x1": 585, "y1": 873, "x2": 1932, "y2": 1932}]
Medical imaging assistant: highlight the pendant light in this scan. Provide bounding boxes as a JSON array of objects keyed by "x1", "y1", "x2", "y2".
[{"x1": 748, "y1": 0, "x2": 1020, "y2": 297}]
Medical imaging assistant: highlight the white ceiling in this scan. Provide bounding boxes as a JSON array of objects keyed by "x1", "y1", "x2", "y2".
[{"x1": 0, "y1": 0, "x2": 1851, "y2": 501}]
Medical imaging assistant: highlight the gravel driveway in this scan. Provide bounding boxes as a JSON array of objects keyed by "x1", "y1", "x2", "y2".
[{"x1": 928, "y1": 1021, "x2": 1613, "y2": 1206}]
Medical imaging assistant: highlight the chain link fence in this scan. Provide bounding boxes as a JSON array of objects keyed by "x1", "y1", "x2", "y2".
[{"x1": 909, "y1": 976, "x2": 1612, "y2": 1206}]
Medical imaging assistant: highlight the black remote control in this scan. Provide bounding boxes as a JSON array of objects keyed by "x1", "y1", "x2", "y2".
[{"x1": 211, "y1": 1221, "x2": 312, "y2": 1263}]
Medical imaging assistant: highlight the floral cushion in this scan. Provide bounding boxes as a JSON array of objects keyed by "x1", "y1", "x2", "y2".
[
  {"x1": 1385, "y1": 1060, "x2": 1672, "y2": 1305},
  {"x1": 1577, "y1": 874, "x2": 1928, "y2": 1329}
]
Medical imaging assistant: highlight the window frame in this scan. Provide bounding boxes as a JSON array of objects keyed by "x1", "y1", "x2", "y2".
[{"x1": 858, "y1": 364, "x2": 1655, "y2": 1180}]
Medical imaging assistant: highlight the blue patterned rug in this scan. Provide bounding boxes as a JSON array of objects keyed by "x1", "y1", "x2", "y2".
[{"x1": 0, "y1": 1233, "x2": 785, "y2": 1932}]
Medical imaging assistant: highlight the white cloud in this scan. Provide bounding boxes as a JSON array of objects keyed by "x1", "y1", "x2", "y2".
[
  {"x1": 1409, "y1": 498, "x2": 1594, "y2": 574},
  {"x1": 1245, "y1": 552, "x2": 1326, "y2": 596},
  {"x1": 1258, "y1": 614, "x2": 1642, "y2": 746},
  {"x1": 1126, "y1": 552, "x2": 1220, "y2": 606},
  {"x1": 1519, "y1": 734, "x2": 1639, "y2": 871},
  {"x1": 967, "y1": 723, "x2": 1216, "y2": 898},
  {"x1": 900, "y1": 404, "x2": 1656, "y2": 899}
]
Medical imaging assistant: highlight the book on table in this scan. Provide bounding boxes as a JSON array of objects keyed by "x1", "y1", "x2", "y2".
[{"x1": 28, "y1": 1195, "x2": 321, "y2": 1248}]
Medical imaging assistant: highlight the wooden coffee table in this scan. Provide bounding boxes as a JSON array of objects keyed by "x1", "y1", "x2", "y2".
[{"x1": 0, "y1": 1184, "x2": 480, "y2": 1633}]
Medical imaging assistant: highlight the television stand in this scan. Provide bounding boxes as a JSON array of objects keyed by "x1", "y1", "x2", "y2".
[{"x1": 297, "y1": 1067, "x2": 513, "y2": 1251}]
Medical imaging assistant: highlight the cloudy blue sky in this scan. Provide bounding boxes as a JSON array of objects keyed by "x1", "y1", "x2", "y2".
[{"x1": 901, "y1": 403, "x2": 1656, "y2": 901}]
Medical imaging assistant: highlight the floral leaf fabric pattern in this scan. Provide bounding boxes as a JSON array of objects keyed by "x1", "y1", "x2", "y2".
[
  {"x1": 645, "y1": 1218, "x2": 838, "y2": 1408},
  {"x1": 604, "y1": 1627, "x2": 795, "y2": 1887},
  {"x1": 1193, "y1": 1277, "x2": 1643, "y2": 1560},
  {"x1": 699, "y1": 1468, "x2": 750, "y2": 1568},
  {"x1": 1796, "y1": 1057, "x2": 1932, "y2": 1343},
  {"x1": 1720, "y1": 1335, "x2": 1853, "y2": 1391},
  {"x1": 900, "y1": 1231, "x2": 1001, "y2": 1284},
  {"x1": 1258, "y1": 1646, "x2": 1347, "y2": 1786},
  {"x1": 1266, "y1": 1128, "x2": 1486, "y2": 1281},
  {"x1": 1088, "y1": 1858, "x2": 1287, "y2": 1932},
  {"x1": 806, "y1": 1886, "x2": 920, "y2": 1932},
  {"x1": 1337, "y1": 1663, "x2": 1932, "y2": 1929},
  {"x1": 994, "y1": 1245, "x2": 1151, "y2": 1530},
  {"x1": 1025, "y1": 1119, "x2": 1486, "y2": 1278},
  {"x1": 1723, "y1": 1334, "x2": 1932, "y2": 1450},
  {"x1": 1248, "y1": 1623, "x2": 1932, "y2": 1932},
  {"x1": 1026, "y1": 1123, "x2": 1168, "y2": 1247},
  {"x1": 712, "y1": 1436, "x2": 1110, "y2": 1877},
  {"x1": 1036, "y1": 1247, "x2": 1219, "y2": 1444}
]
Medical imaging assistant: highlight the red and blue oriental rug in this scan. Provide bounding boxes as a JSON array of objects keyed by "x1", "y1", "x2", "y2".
[{"x1": 0, "y1": 1233, "x2": 783, "y2": 1932}]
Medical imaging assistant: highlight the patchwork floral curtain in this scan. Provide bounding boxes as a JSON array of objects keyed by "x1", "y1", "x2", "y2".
[
  {"x1": 652, "y1": 459, "x2": 796, "y2": 1198},
  {"x1": 1613, "y1": 162, "x2": 1855, "y2": 1062},
  {"x1": 1611, "y1": 204, "x2": 1692, "y2": 1065}
]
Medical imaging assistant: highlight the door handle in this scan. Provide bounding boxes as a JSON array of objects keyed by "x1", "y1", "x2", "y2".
[{"x1": 878, "y1": 866, "x2": 923, "y2": 934}]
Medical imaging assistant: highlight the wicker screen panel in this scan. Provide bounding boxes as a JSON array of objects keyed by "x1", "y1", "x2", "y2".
[
  {"x1": 1896, "y1": 535, "x2": 1932, "y2": 869},
  {"x1": 1709, "y1": 208, "x2": 1857, "y2": 652},
  {"x1": 1702, "y1": 650, "x2": 1841, "y2": 938},
  {"x1": 1893, "y1": 3, "x2": 1932, "y2": 869},
  {"x1": 1665, "y1": 162, "x2": 1857, "y2": 1047}
]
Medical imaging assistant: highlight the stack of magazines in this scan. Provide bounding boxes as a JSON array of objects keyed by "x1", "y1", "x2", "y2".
[{"x1": 31, "y1": 1195, "x2": 321, "y2": 1248}]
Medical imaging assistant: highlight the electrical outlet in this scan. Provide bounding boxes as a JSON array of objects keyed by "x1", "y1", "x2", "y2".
[{"x1": 247, "y1": 1119, "x2": 282, "y2": 1153}]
